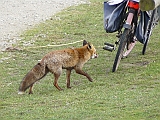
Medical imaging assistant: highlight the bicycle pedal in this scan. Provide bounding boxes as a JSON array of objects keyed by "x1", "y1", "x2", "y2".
[
  {"x1": 104, "y1": 42, "x2": 114, "y2": 47},
  {"x1": 103, "y1": 45, "x2": 114, "y2": 52}
]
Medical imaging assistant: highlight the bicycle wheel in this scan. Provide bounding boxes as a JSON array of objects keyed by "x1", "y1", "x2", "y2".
[
  {"x1": 112, "y1": 28, "x2": 129, "y2": 72},
  {"x1": 142, "y1": 8, "x2": 158, "y2": 55}
]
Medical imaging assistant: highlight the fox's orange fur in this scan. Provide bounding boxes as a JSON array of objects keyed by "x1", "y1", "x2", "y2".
[{"x1": 18, "y1": 40, "x2": 98, "y2": 94}]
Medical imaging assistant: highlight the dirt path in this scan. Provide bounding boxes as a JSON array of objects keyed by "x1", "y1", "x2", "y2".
[{"x1": 0, "y1": 0, "x2": 88, "y2": 51}]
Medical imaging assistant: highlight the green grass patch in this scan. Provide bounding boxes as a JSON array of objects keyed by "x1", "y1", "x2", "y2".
[{"x1": 0, "y1": 0, "x2": 160, "y2": 119}]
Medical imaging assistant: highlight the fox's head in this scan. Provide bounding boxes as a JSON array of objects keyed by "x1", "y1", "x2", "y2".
[{"x1": 83, "y1": 40, "x2": 98, "y2": 59}]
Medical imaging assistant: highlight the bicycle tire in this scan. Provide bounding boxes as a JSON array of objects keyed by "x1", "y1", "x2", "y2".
[
  {"x1": 112, "y1": 28, "x2": 129, "y2": 72},
  {"x1": 142, "y1": 19, "x2": 152, "y2": 55},
  {"x1": 142, "y1": 37, "x2": 149, "y2": 55},
  {"x1": 142, "y1": 9, "x2": 158, "y2": 55}
]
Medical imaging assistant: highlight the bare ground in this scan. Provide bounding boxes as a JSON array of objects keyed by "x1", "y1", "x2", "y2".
[{"x1": 0, "y1": 0, "x2": 88, "y2": 51}]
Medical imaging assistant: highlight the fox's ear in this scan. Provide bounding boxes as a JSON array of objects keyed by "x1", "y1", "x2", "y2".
[
  {"x1": 83, "y1": 40, "x2": 88, "y2": 46},
  {"x1": 87, "y1": 43, "x2": 92, "y2": 49}
]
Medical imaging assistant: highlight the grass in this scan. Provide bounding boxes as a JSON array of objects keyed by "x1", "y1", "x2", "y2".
[{"x1": 0, "y1": 0, "x2": 160, "y2": 119}]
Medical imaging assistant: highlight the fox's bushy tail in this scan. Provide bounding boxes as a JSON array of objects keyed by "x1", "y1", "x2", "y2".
[{"x1": 18, "y1": 63, "x2": 49, "y2": 94}]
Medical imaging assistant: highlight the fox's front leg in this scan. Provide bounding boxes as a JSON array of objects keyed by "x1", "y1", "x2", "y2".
[
  {"x1": 74, "y1": 67, "x2": 93, "y2": 82},
  {"x1": 66, "y1": 69, "x2": 72, "y2": 88}
]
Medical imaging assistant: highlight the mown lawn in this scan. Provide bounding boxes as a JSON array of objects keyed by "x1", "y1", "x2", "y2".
[{"x1": 0, "y1": 0, "x2": 160, "y2": 119}]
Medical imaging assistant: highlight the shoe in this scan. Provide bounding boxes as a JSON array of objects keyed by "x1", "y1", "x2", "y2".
[
  {"x1": 123, "y1": 40, "x2": 137, "y2": 58},
  {"x1": 127, "y1": 41, "x2": 136, "y2": 50}
]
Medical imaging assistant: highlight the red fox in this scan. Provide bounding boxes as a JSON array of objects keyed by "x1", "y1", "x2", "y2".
[{"x1": 18, "y1": 40, "x2": 98, "y2": 94}]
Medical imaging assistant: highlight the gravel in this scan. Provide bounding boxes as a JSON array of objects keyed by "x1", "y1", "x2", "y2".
[{"x1": 0, "y1": 0, "x2": 88, "y2": 51}]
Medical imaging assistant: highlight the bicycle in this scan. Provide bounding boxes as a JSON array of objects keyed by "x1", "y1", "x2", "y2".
[{"x1": 103, "y1": 0, "x2": 159, "y2": 72}]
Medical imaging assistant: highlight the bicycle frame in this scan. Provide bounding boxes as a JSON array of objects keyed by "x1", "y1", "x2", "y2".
[{"x1": 112, "y1": 1, "x2": 139, "y2": 72}]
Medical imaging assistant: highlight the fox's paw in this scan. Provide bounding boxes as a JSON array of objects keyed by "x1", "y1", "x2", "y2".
[
  {"x1": 29, "y1": 91, "x2": 33, "y2": 94},
  {"x1": 67, "y1": 86, "x2": 72, "y2": 89},
  {"x1": 89, "y1": 79, "x2": 93, "y2": 82},
  {"x1": 57, "y1": 87, "x2": 64, "y2": 91}
]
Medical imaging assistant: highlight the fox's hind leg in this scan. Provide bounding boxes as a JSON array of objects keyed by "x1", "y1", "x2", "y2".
[
  {"x1": 29, "y1": 84, "x2": 33, "y2": 94},
  {"x1": 66, "y1": 69, "x2": 72, "y2": 89},
  {"x1": 54, "y1": 73, "x2": 63, "y2": 90},
  {"x1": 52, "y1": 68, "x2": 63, "y2": 91}
]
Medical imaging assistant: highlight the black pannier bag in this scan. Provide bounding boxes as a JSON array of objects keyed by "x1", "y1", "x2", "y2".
[
  {"x1": 136, "y1": 8, "x2": 159, "y2": 44},
  {"x1": 104, "y1": 0, "x2": 127, "y2": 33},
  {"x1": 158, "y1": 6, "x2": 160, "y2": 20},
  {"x1": 135, "y1": 11, "x2": 150, "y2": 44}
]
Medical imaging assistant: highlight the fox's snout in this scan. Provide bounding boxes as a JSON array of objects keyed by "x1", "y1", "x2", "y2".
[{"x1": 91, "y1": 53, "x2": 98, "y2": 59}]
